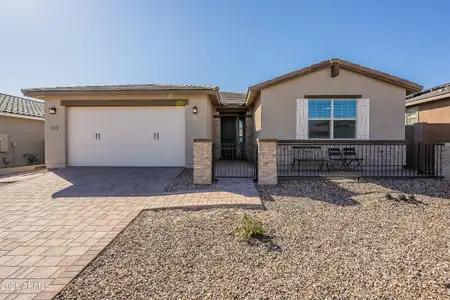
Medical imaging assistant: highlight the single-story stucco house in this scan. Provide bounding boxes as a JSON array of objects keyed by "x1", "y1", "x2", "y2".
[
  {"x1": 405, "y1": 83, "x2": 450, "y2": 125},
  {"x1": 404, "y1": 83, "x2": 450, "y2": 144},
  {"x1": 0, "y1": 93, "x2": 45, "y2": 167},
  {"x1": 22, "y1": 58, "x2": 422, "y2": 169}
]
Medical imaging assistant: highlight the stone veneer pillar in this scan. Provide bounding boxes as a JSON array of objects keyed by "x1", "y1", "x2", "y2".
[
  {"x1": 193, "y1": 138, "x2": 213, "y2": 184},
  {"x1": 213, "y1": 116, "x2": 221, "y2": 159},
  {"x1": 245, "y1": 115, "x2": 253, "y2": 159},
  {"x1": 245, "y1": 115, "x2": 253, "y2": 145},
  {"x1": 442, "y1": 143, "x2": 450, "y2": 180},
  {"x1": 257, "y1": 138, "x2": 278, "y2": 185}
]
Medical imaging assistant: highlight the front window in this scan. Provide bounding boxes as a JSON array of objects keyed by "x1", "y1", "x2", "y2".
[
  {"x1": 308, "y1": 99, "x2": 357, "y2": 139},
  {"x1": 405, "y1": 107, "x2": 418, "y2": 125}
]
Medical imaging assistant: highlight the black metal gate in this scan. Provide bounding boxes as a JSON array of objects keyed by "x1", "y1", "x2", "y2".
[{"x1": 213, "y1": 143, "x2": 257, "y2": 179}]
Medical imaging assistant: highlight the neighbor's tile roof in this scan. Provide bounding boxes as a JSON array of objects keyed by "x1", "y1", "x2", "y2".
[
  {"x1": 406, "y1": 82, "x2": 450, "y2": 106},
  {"x1": 219, "y1": 92, "x2": 246, "y2": 105},
  {"x1": 0, "y1": 93, "x2": 44, "y2": 118},
  {"x1": 22, "y1": 83, "x2": 219, "y2": 93}
]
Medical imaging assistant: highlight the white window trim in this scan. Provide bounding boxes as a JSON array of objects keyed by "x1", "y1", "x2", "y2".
[
  {"x1": 307, "y1": 99, "x2": 357, "y2": 139},
  {"x1": 405, "y1": 107, "x2": 418, "y2": 125}
]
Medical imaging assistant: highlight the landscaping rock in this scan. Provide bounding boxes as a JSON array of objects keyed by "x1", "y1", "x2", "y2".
[
  {"x1": 55, "y1": 179, "x2": 450, "y2": 300},
  {"x1": 163, "y1": 168, "x2": 217, "y2": 193}
]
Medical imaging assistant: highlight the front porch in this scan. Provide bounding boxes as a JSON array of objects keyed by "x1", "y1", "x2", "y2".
[
  {"x1": 277, "y1": 141, "x2": 444, "y2": 179},
  {"x1": 212, "y1": 103, "x2": 257, "y2": 178},
  {"x1": 193, "y1": 138, "x2": 447, "y2": 186}
]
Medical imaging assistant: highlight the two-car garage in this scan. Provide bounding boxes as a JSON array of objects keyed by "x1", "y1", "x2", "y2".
[
  {"x1": 67, "y1": 106, "x2": 185, "y2": 167},
  {"x1": 22, "y1": 84, "x2": 219, "y2": 169}
]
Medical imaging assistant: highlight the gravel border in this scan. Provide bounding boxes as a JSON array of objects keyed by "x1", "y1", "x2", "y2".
[
  {"x1": 257, "y1": 178, "x2": 450, "y2": 204},
  {"x1": 163, "y1": 168, "x2": 218, "y2": 193},
  {"x1": 56, "y1": 179, "x2": 450, "y2": 299}
]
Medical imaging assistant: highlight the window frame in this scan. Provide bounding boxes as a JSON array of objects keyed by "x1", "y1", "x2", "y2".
[
  {"x1": 307, "y1": 99, "x2": 357, "y2": 139},
  {"x1": 405, "y1": 107, "x2": 418, "y2": 125}
]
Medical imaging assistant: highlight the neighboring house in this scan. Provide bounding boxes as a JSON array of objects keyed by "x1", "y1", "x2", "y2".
[
  {"x1": 22, "y1": 58, "x2": 422, "y2": 169},
  {"x1": 0, "y1": 93, "x2": 45, "y2": 167},
  {"x1": 404, "y1": 83, "x2": 450, "y2": 144},
  {"x1": 405, "y1": 83, "x2": 450, "y2": 125}
]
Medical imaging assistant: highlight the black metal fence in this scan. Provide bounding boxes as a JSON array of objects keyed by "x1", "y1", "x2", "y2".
[
  {"x1": 213, "y1": 143, "x2": 257, "y2": 178},
  {"x1": 277, "y1": 140, "x2": 443, "y2": 178}
]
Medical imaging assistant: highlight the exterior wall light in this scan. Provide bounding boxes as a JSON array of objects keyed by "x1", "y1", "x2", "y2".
[
  {"x1": 192, "y1": 106, "x2": 198, "y2": 114},
  {"x1": 49, "y1": 106, "x2": 57, "y2": 115}
]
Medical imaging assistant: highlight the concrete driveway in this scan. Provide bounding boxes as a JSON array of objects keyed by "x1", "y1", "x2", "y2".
[
  {"x1": 0, "y1": 167, "x2": 261, "y2": 299},
  {"x1": 50, "y1": 167, "x2": 183, "y2": 197}
]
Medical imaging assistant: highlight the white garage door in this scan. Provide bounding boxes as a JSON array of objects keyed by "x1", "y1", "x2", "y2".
[{"x1": 68, "y1": 106, "x2": 185, "y2": 167}]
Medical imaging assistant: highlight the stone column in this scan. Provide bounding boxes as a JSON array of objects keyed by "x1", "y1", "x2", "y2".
[
  {"x1": 193, "y1": 138, "x2": 213, "y2": 184},
  {"x1": 213, "y1": 115, "x2": 221, "y2": 159},
  {"x1": 442, "y1": 143, "x2": 450, "y2": 180},
  {"x1": 257, "y1": 138, "x2": 278, "y2": 185},
  {"x1": 245, "y1": 115, "x2": 253, "y2": 160}
]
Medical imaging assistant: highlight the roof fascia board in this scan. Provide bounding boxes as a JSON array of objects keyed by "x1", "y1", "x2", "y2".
[
  {"x1": 406, "y1": 92, "x2": 450, "y2": 107},
  {"x1": 23, "y1": 88, "x2": 217, "y2": 98}
]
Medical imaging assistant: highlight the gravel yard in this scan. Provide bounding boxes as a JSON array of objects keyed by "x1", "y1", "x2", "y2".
[
  {"x1": 163, "y1": 168, "x2": 217, "y2": 193},
  {"x1": 56, "y1": 179, "x2": 450, "y2": 300}
]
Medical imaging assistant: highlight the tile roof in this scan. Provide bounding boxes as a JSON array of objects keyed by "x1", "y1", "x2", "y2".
[
  {"x1": 22, "y1": 83, "x2": 219, "y2": 93},
  {"x1": 246, "y1": 58, "x2": 423, "y2": 105},
  {"x1": 219, "y1": 92, "x2": 246, "y2": 105},
  {"x1": 0, "y1": 93, "x2": 44, "y2": 119}
]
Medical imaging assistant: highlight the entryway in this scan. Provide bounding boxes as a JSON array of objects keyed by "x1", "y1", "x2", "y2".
[{"x1": 214, "y1": 115, "x2": 257, "y2": 179}]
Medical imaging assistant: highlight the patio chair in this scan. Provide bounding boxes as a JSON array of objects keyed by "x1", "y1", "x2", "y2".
[
  {"x1": 327, "y1": 148, "x2": 345, "y2": 171},
  {"x1": 342, "y1": 147, "x2": 363, "y2": 171},
  {"x1": 291, "y1": 146, "x2": 325, "y2": 173}
]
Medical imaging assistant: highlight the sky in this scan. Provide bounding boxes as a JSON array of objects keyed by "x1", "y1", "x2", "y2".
[{"x1": 1, "y1": 0, "x2": 449, "y2": 96}]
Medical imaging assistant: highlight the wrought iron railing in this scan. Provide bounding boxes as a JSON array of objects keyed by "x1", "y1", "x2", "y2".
[
  {"x1": 277, "y1": 140, "x2": 443, "y2": 178},
  {"x1": 213, "y1": 143, "x2": 257, "y2": 178}
]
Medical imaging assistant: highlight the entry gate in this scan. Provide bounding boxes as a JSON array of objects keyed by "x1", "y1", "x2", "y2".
[{"x1": 213, "y1": 143, "x2": 257, "y2": 179}]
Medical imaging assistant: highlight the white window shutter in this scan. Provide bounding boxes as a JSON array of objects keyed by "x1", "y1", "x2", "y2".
[
  {"x1": 356, "y1": 98, "x2": 370, "y2": 139},
  {"x1": 296, "y1": 99, "x2": 308, "y2": 139}
]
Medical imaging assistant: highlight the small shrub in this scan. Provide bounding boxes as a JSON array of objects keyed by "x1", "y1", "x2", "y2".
[
  {"x1": 408, "y1": 194, "x2": 416, "y2": 201},
  {"x1": 384, "y1": 192, "x2": 393, "y2": 200},
  {"x1": 398, "y1": 194, "x2": 407, "y2": 201},
  {"x1": 24, "y1": 154, "x2": 39, "y2": 165},
  {"x1": 235, "y1": 213, "x2": 265, "y2": 239},
  {"x1": 1, "y1": 157, "x2": 9, "y2": 168}
]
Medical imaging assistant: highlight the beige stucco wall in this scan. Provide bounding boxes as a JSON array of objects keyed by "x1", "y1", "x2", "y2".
[
  {"x1": 260, "y1": 68, "x2": 407, "y2": 140},
  {"x1": 205, "y1": 98, "x2": 215, "y2": 138},
  {"x1": 252, "y1": 94, "x2": 262, "y2": 142},
  {"x1": 415, "y1": 97, "x2": 450, "y2": 123},
  {"x1": 0, "y1": 115, "x2": 44, "y2": 167},
  {"x1": 42, "y1": 93, "x2": 214, "y2": 168}
]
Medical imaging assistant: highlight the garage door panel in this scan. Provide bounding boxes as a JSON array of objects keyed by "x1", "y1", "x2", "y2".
[{"x1": 68, "y1": 107, "x2": 185, "y2": 167}]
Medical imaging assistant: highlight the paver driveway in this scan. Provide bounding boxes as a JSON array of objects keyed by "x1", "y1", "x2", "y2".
[{"x1": 0, "y1": 168, "x2": 261, "y2": 299}]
